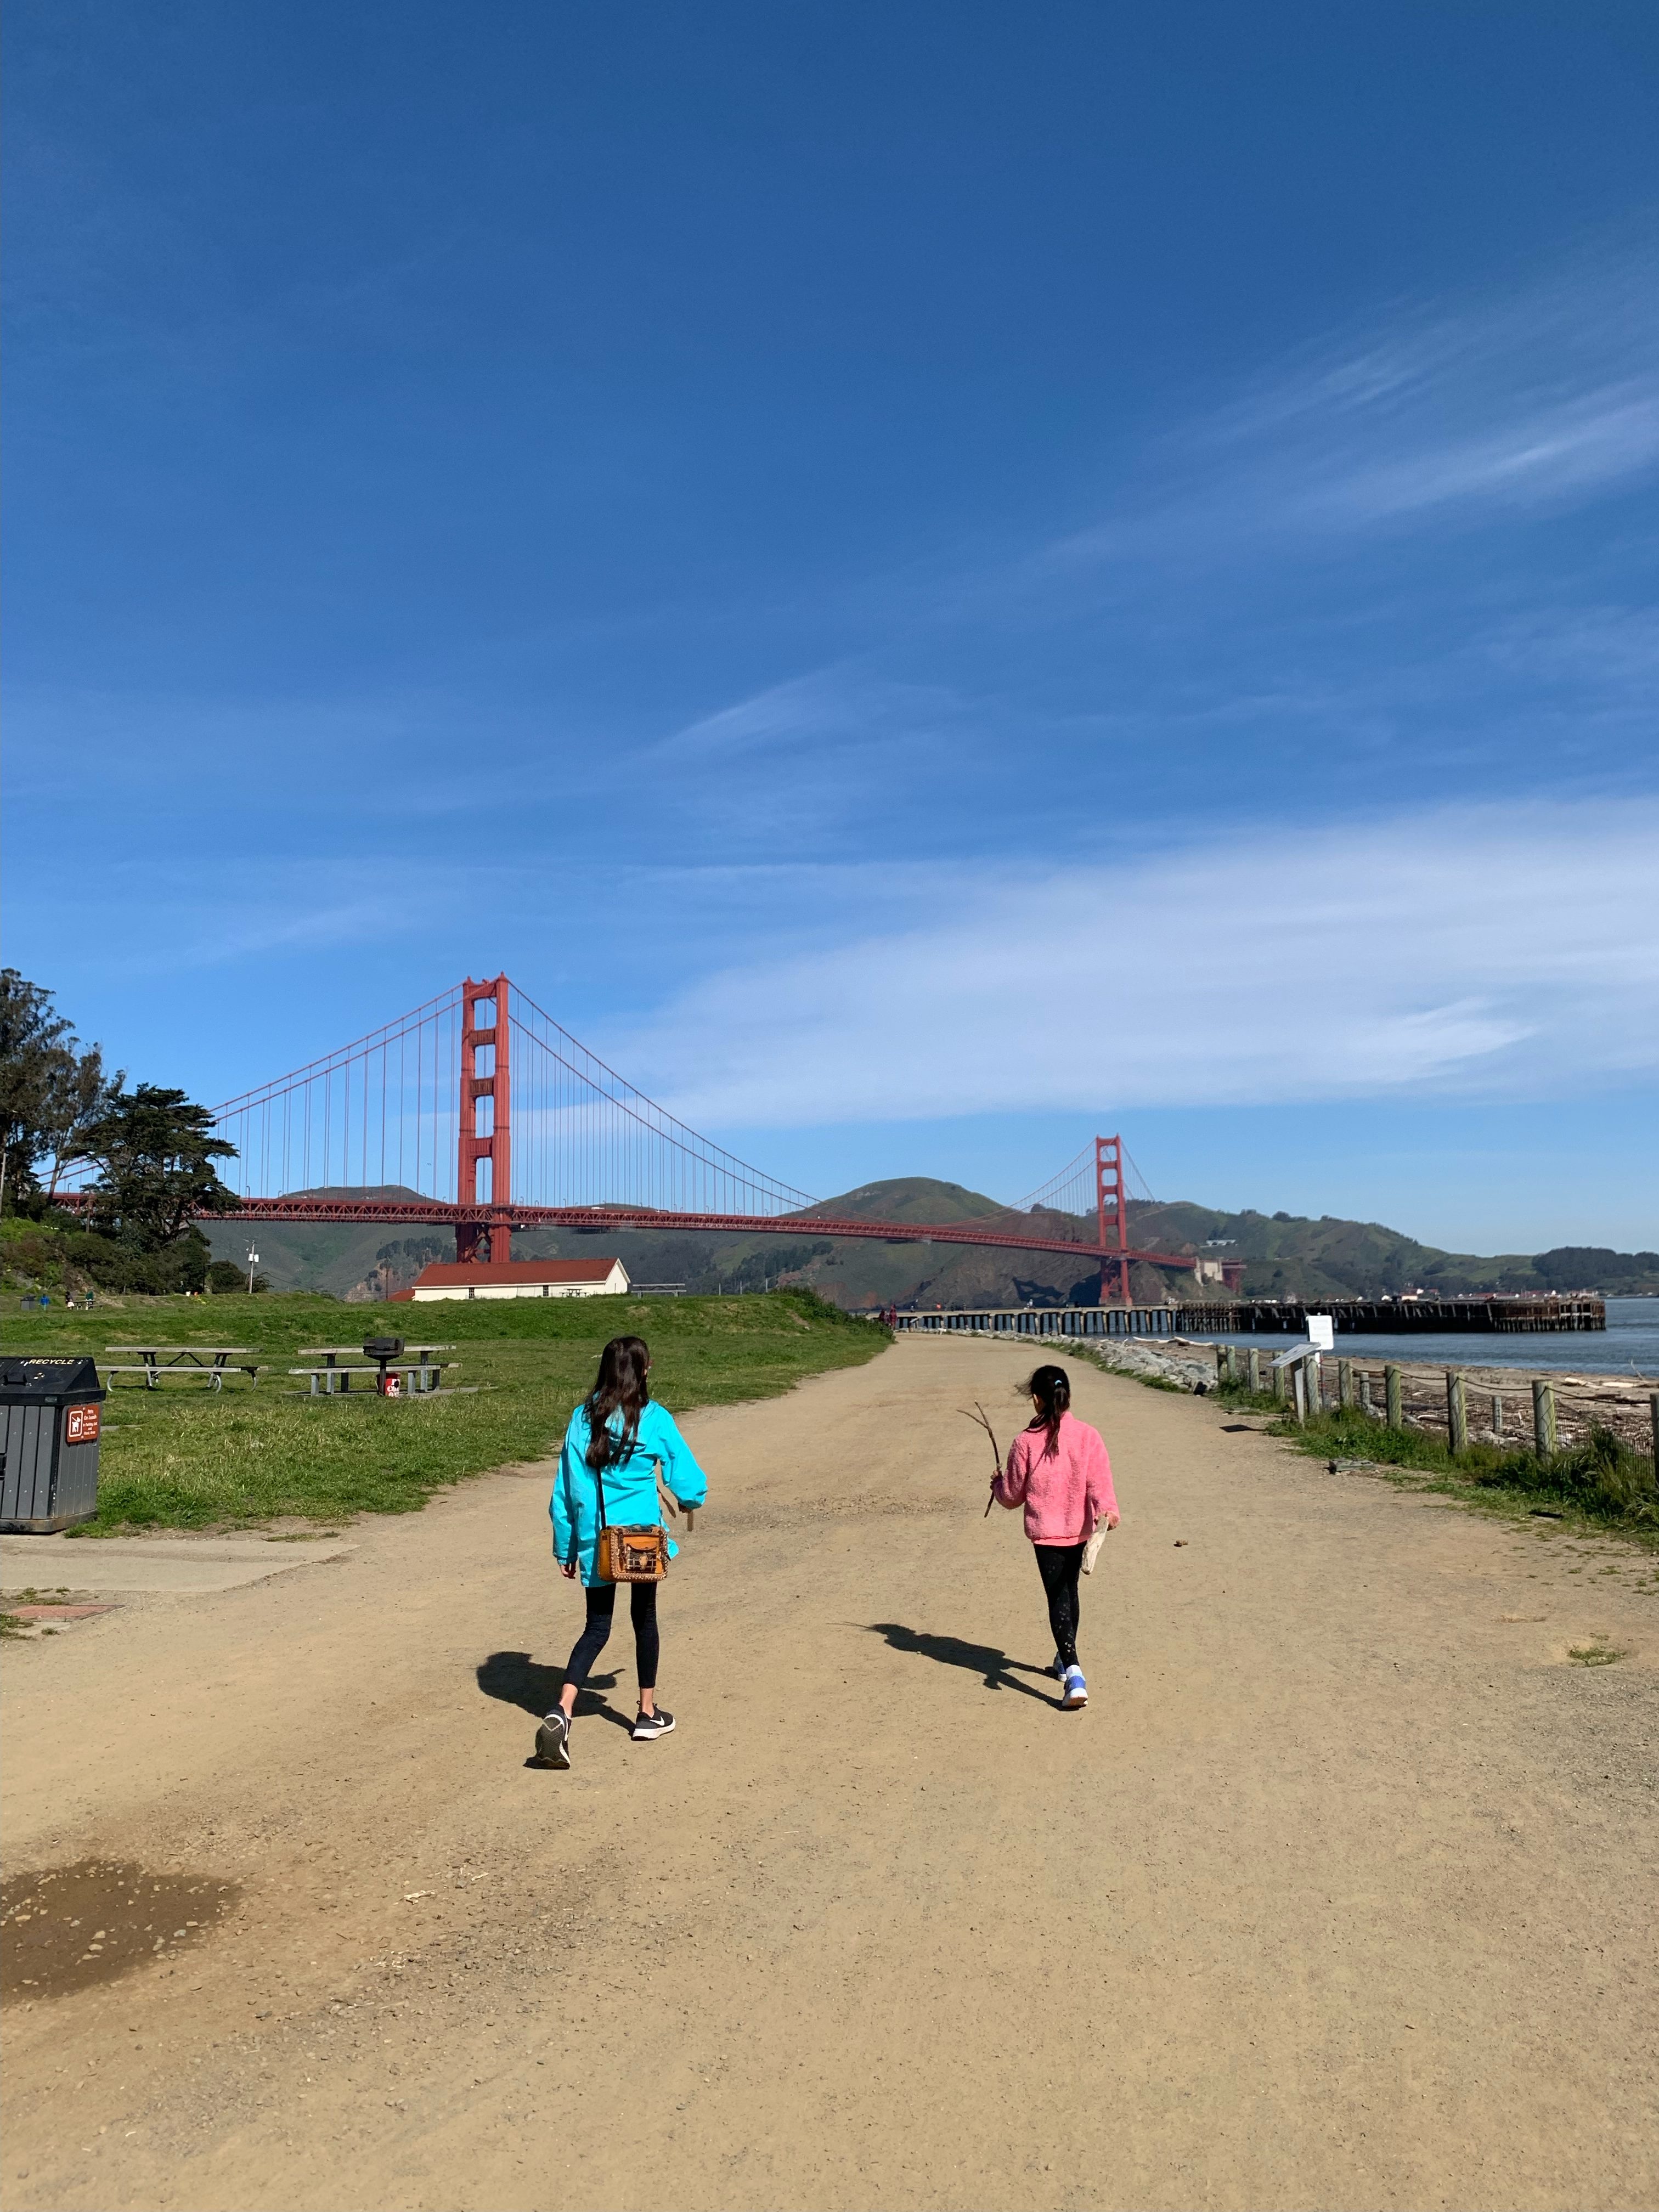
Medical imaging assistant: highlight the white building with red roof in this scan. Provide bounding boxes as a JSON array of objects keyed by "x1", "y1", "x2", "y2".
[{"x1": 406, "y1": 1257, "x2": 630, "y2": 1302}]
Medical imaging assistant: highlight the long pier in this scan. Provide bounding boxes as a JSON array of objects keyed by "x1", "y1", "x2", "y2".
[{"x1": 893, "y1": 1295, "x2": 1606, "y2": 1338}]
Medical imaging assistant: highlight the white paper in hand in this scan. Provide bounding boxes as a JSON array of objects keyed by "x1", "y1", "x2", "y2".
[{"x1": 1081, "y1": 1519, "x2": 1112, "y2": 1575}]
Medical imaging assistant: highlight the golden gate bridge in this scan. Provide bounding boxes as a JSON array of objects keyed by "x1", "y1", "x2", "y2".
[{"x1": 173, "y1": 974, "x2": 1225, "y2": 1300}]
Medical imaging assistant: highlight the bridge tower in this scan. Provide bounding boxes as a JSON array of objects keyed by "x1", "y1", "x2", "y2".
[
  {"x1": 457, "y1": 975, "x2": 511, "y2": 1264},
  {"x1": 1096, "y1": 1134, "x2": 1130, "y2": 1305}
]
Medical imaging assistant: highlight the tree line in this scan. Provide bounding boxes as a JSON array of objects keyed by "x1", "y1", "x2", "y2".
[{"x1": 0, "y1": 969, "x2": 251, "y2": 1295}]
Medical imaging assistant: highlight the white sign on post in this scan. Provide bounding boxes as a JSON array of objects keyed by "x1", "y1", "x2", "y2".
[{"x1": 1307, "y1": 1313, "x2": 1335, "y2": 1351}]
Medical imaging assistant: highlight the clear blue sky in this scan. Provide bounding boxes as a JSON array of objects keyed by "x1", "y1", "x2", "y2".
[{"x1": 7, "y1": 2, "x2": 1657, "y2": 1251}]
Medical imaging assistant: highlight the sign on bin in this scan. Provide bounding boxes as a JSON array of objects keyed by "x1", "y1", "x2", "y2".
[{"x1": 66, "y1": 1403, "x2": 101, "y2": 1445}]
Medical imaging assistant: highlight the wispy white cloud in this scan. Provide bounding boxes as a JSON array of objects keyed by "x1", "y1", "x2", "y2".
[
  {"x1": 1303, "y1": 385, "x2": 1659, "y2": 525},
  {"x1": 654, "y1": 670, "x2": 963, "y2": 763},
  {"x1": 645, "y1": 668, "x2": 1001, "y2": 841},
  {"x1": 102, "y1": 884, "x2": 421, "y2": 976},
  {"x1": 602, "y1": 800, "x2": 1659, "y2": 1127},
  {"x1": 1045, "y1": 241, "x2": 1659, "y2": 565}
]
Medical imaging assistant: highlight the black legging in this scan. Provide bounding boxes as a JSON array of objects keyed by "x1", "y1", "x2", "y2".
[
  {"x1": 1034, "y1": 1542, "x2": 1085, "y2": 1671},
  {"x1": 563, "y1": 1581, "x2": 659, "y2": 1693}
]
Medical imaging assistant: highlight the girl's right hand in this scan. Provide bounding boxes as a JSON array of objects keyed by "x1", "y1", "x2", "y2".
[{"x1": 558, "y1": 1560, "x2": 577, "y2": 1580}]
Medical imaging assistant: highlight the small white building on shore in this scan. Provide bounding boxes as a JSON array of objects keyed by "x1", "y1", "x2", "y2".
[{"x1": 407, "y1": 1258, "x2": 630, "y2": 1302}]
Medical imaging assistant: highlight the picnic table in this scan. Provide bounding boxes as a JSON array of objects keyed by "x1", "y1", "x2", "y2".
[
  {"x1": 290, "y1": 1345, "x2": 454, "y2": 1397},
  {"x1": 103, "y1": 1346, "x2": 262, "y2": 1392}
]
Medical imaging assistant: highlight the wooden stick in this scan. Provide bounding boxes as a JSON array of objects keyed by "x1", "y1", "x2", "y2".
[{"x1": 960, "y1": 1404, "x2": 1003, "y2": 1515}]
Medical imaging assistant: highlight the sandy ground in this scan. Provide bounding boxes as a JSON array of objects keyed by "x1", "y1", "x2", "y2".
[{"x1": 2, "y1": 1336, "x2": 1656, "y2": 2212}]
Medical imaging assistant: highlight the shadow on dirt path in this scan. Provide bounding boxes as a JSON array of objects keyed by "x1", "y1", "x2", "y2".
[{"x1": 863, "y1": 1620, "x2": 1061, "y2": 1705}]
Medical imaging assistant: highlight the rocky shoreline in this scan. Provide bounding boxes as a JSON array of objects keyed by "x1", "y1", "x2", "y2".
[{"x1": 967, "y1": 1328, "x2": 1658, "y2": 1458}]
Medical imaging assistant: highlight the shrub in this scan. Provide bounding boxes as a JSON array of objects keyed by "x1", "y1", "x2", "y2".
[{"x1": 1472, "y1": 1423, "x2": 1659, "y2": 1523}]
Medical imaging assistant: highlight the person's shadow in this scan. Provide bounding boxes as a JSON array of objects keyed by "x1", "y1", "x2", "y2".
[
  {"x1": 476, "y1": 1650, "x2": 635, "y2": 1742},
  {"x1": 863, "y1": 1623, "x2": 1062, "y2": 1706}
]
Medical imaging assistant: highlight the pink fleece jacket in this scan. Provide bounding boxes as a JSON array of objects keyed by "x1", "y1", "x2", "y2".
[{"x1": 992, "y1": 1410, "x2": 1118, "y2": 1545}]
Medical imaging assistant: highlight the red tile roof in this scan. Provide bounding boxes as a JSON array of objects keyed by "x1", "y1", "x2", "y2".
[{"x1": 411, "y1": 1259, "x2": 623, "y2": 1289}]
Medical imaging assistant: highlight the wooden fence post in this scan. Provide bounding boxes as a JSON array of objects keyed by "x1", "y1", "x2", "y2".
[
  {"x1": 1650, "y1": 1393, "x2": 1658, "y2": 1482},
  {"x1": 1385, "y1": 1364, "x2": 1403, "y2": 1429},
  {"x1": 1446, "y1": 1369, "x2": 1468, "y2": 1456},
  {"x1": 1532, "y1": 1378, "x2": 1556, "y2": 1460},
  {"x1": 1247, "y1": 1347, "x2": 1262, "y2": 1394},
  {"x1": 1338, "y1": 1359, "x2": 1353, "y2": 1410},
  {"x1": 1272, "y1": 1357, "x2": 1286, "y2": 1404},
  {"x1": 1360, "y1": 1370, "x2": 1374, "y2": 1418},
  {"x1": 1292, "y1": 1364, "x2": 1307, "y2": 1422}
]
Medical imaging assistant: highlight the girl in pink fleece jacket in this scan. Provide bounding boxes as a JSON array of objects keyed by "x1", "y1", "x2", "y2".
[{"x1": 991, "y1": 1364, "x2": 1118, "y2": 1709}]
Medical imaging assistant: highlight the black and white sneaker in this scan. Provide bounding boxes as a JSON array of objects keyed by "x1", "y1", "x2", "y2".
[
  {"x1": 631, "y1": 1708, "x2": 675, "y2": 1742},
  {"x1": 535, "y1": 1711, "x2": 571, "y2": 1768}
]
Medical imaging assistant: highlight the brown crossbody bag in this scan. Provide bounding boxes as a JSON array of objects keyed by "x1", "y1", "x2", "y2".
[{"x1": 592, "y1": 1448, "x2": 669, "y2": 1584}]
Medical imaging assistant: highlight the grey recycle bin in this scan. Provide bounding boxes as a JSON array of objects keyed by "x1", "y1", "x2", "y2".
[{"x1": 0, "y1": 1356, "x2": 105, "y2": 1532}]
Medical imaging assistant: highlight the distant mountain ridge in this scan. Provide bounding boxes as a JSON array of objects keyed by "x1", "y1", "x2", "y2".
[{"x1": 204, "y1": 1181, "x2": 1659, "y2": 1305}]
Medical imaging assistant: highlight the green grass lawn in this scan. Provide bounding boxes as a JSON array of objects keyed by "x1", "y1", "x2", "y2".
[{"x1": 1, "y1": 1289, "x2": 887, "y2": 1533}]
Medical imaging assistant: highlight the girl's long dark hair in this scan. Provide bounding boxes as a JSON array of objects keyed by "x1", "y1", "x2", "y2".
[
  {"x1": 583, "y1": 1336, "x2": 651, "y2": 1471},
  {"x1": 1022, "y1": 1364, "x2": 1071, "y2": 1456}
]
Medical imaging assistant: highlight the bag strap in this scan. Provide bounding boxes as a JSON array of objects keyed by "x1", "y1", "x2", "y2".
[
  {"x1": 564, "y1": 1411, "x2": 608, "y2": 1572},
  {"x1": 588, "y1": 1412, "x2": 663, "y2": 1538}
]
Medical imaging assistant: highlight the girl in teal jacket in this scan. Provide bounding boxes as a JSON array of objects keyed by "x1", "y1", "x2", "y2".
[{"x1": 538, "y1": 1335, "x2": 707, "y2": 1767}]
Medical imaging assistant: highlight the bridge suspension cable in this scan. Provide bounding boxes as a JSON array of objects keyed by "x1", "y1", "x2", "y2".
[
  {"x1": 1015, "y1": 1141, "x2": 1155, "y2": 1220},
  {"x1": 503, "y1": 981, "x2": 815, "y2": 1218},
  {"x1": 212, "y1": 984, "x2": 466, "y2": 1205}
]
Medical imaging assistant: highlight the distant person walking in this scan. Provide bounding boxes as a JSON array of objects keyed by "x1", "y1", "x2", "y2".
[
  {"x1": 539, "y1": 1335, "x2": 708, "y2": 1768},
  {"x1": 991, "y1": 1364, "x2": 1118, "y2": 1710}
]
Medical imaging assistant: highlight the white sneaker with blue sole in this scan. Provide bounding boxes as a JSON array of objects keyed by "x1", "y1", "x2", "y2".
[{"x1": 1062, "y1": 1665, "x2": 1088, "y2": 1709}]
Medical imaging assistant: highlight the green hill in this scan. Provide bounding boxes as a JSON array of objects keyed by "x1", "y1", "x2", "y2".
[
  {"x1": 202, "y1": 1189, "x2": 449, "y2": 1300},
  {"x1": 204, "y1": 1180, "x2": 1659, "y2": 1307},
  {"x1": 801, "y1": 1177, "x2": 1013, "y2": 1226}
]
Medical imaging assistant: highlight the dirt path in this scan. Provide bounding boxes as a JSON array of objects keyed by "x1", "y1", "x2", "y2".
[{"x1": 3, "y1": 1338, "x2": 1656, "y2": 2212}]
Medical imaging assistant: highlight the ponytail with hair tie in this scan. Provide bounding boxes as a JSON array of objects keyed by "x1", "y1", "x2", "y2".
[{"x1": 1022, "y1": 1364, "x2": 1071, "y2": 1455}]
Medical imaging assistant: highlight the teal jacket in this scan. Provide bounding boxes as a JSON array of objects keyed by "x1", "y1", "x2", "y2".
[{"x1": 550, "y1": 1400, "x2": 709, "y2": 1586}]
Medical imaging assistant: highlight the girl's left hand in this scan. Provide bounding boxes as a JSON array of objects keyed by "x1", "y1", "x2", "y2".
[{"x1": 558, "y1": 1560, "x2": 577, "y2": 1580}]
